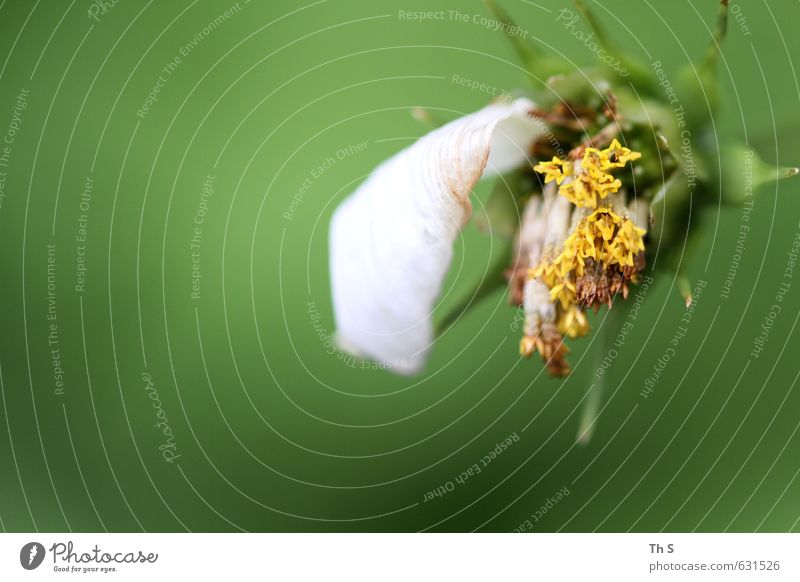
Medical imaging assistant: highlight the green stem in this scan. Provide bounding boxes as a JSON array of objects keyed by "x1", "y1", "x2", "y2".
[
  {"x1": 572, "y1": 0, "x2": 654, "y2": 91},
  {"x1": 435, "y1": 258, "x2": 509, "y2": 337},
  {"x1": 482, "y1": 0, "x2": 564, "y2": 80},
  {"x1": 573, "y1": 0, "x2": 614, "y2": 55},
  {"x1": 576, "y1": 304, "x2": 624, "y2": 444},
  {"x1": 702, "y1": 0, "x2": 730, "y2": 75}
]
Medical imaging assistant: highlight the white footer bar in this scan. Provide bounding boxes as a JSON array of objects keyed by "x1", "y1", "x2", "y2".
[{"x1": 0, "y1": 533, "x2": 796, "y2": 581}]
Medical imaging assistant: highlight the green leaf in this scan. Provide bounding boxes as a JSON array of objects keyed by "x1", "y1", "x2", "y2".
[
  {"x1": 572, "y1": 0, "x2": 656, "y2": 94},
  {"x1": 719, "y1": 143, "x2": 799, "y2": 206}
]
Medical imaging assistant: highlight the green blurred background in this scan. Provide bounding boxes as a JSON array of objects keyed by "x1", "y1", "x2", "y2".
[{"x1": 0, "y1": 0, "x2": 798, "y2": 532}]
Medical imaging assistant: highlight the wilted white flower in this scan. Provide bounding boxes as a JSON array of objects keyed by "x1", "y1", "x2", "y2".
[
  {"x1": 328, "y1": 0, "x2": 798, "y2": 385},
  {"x1": 329, "y1": 98, "x2": 542, "y2": 374}
]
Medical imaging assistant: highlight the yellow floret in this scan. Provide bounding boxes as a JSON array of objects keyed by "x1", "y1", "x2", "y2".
[
  {"x1": 600, "y1": 138, "x2": 642, "y2": 168},
  {"x1": 606, "y1": 218, "x2": 646, "y2": 267},
  {"x1": 533, "y1": 157, "x2": 573, "y2": 185},
  {"x1": 558, "y1": 306, "x2": 590, "y2": 339}
]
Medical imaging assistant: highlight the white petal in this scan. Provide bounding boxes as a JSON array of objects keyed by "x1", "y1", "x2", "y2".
[{"x1": 329, "y1": 98, "x2": 541, "y2": 375}]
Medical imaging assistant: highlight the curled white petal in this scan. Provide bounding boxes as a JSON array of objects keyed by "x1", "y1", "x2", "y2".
[{"x1": 329, "y1": 98, "x2": 541, "y2": 375}]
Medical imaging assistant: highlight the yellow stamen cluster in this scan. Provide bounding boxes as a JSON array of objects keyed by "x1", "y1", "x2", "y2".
[
  {"x1": 527, "y1": 210, "x2": 645, "y2": 345},
  {"x1": 559, "y1": 172, "x2": 620, "y2": 208},
  {"x1": 527, "y1": 261, "x2": 587, "y2": 343},
  {"x1": 532, "y1": 210, "x2": 644, "y2": 303},
  {"x1": 538, "y1": 139, "x2": 641, "y2": 209},
  {"x1": 522, "y1": 139, "x2": 646, "y2": 372},
  {"x1": 556, "y1": 209, "x2": 645, "y2": 276}
]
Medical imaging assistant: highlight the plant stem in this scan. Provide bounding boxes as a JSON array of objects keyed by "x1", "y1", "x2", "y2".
[
  {"x1": 702, "y1": 0, "x2": 730, "y2": 75},
  {"x1": 435, "y1": 259, "x2": 509, "y2": 337},
  {"x1": 576, "y1": 302, "x2": 625, "y2": 444}
]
